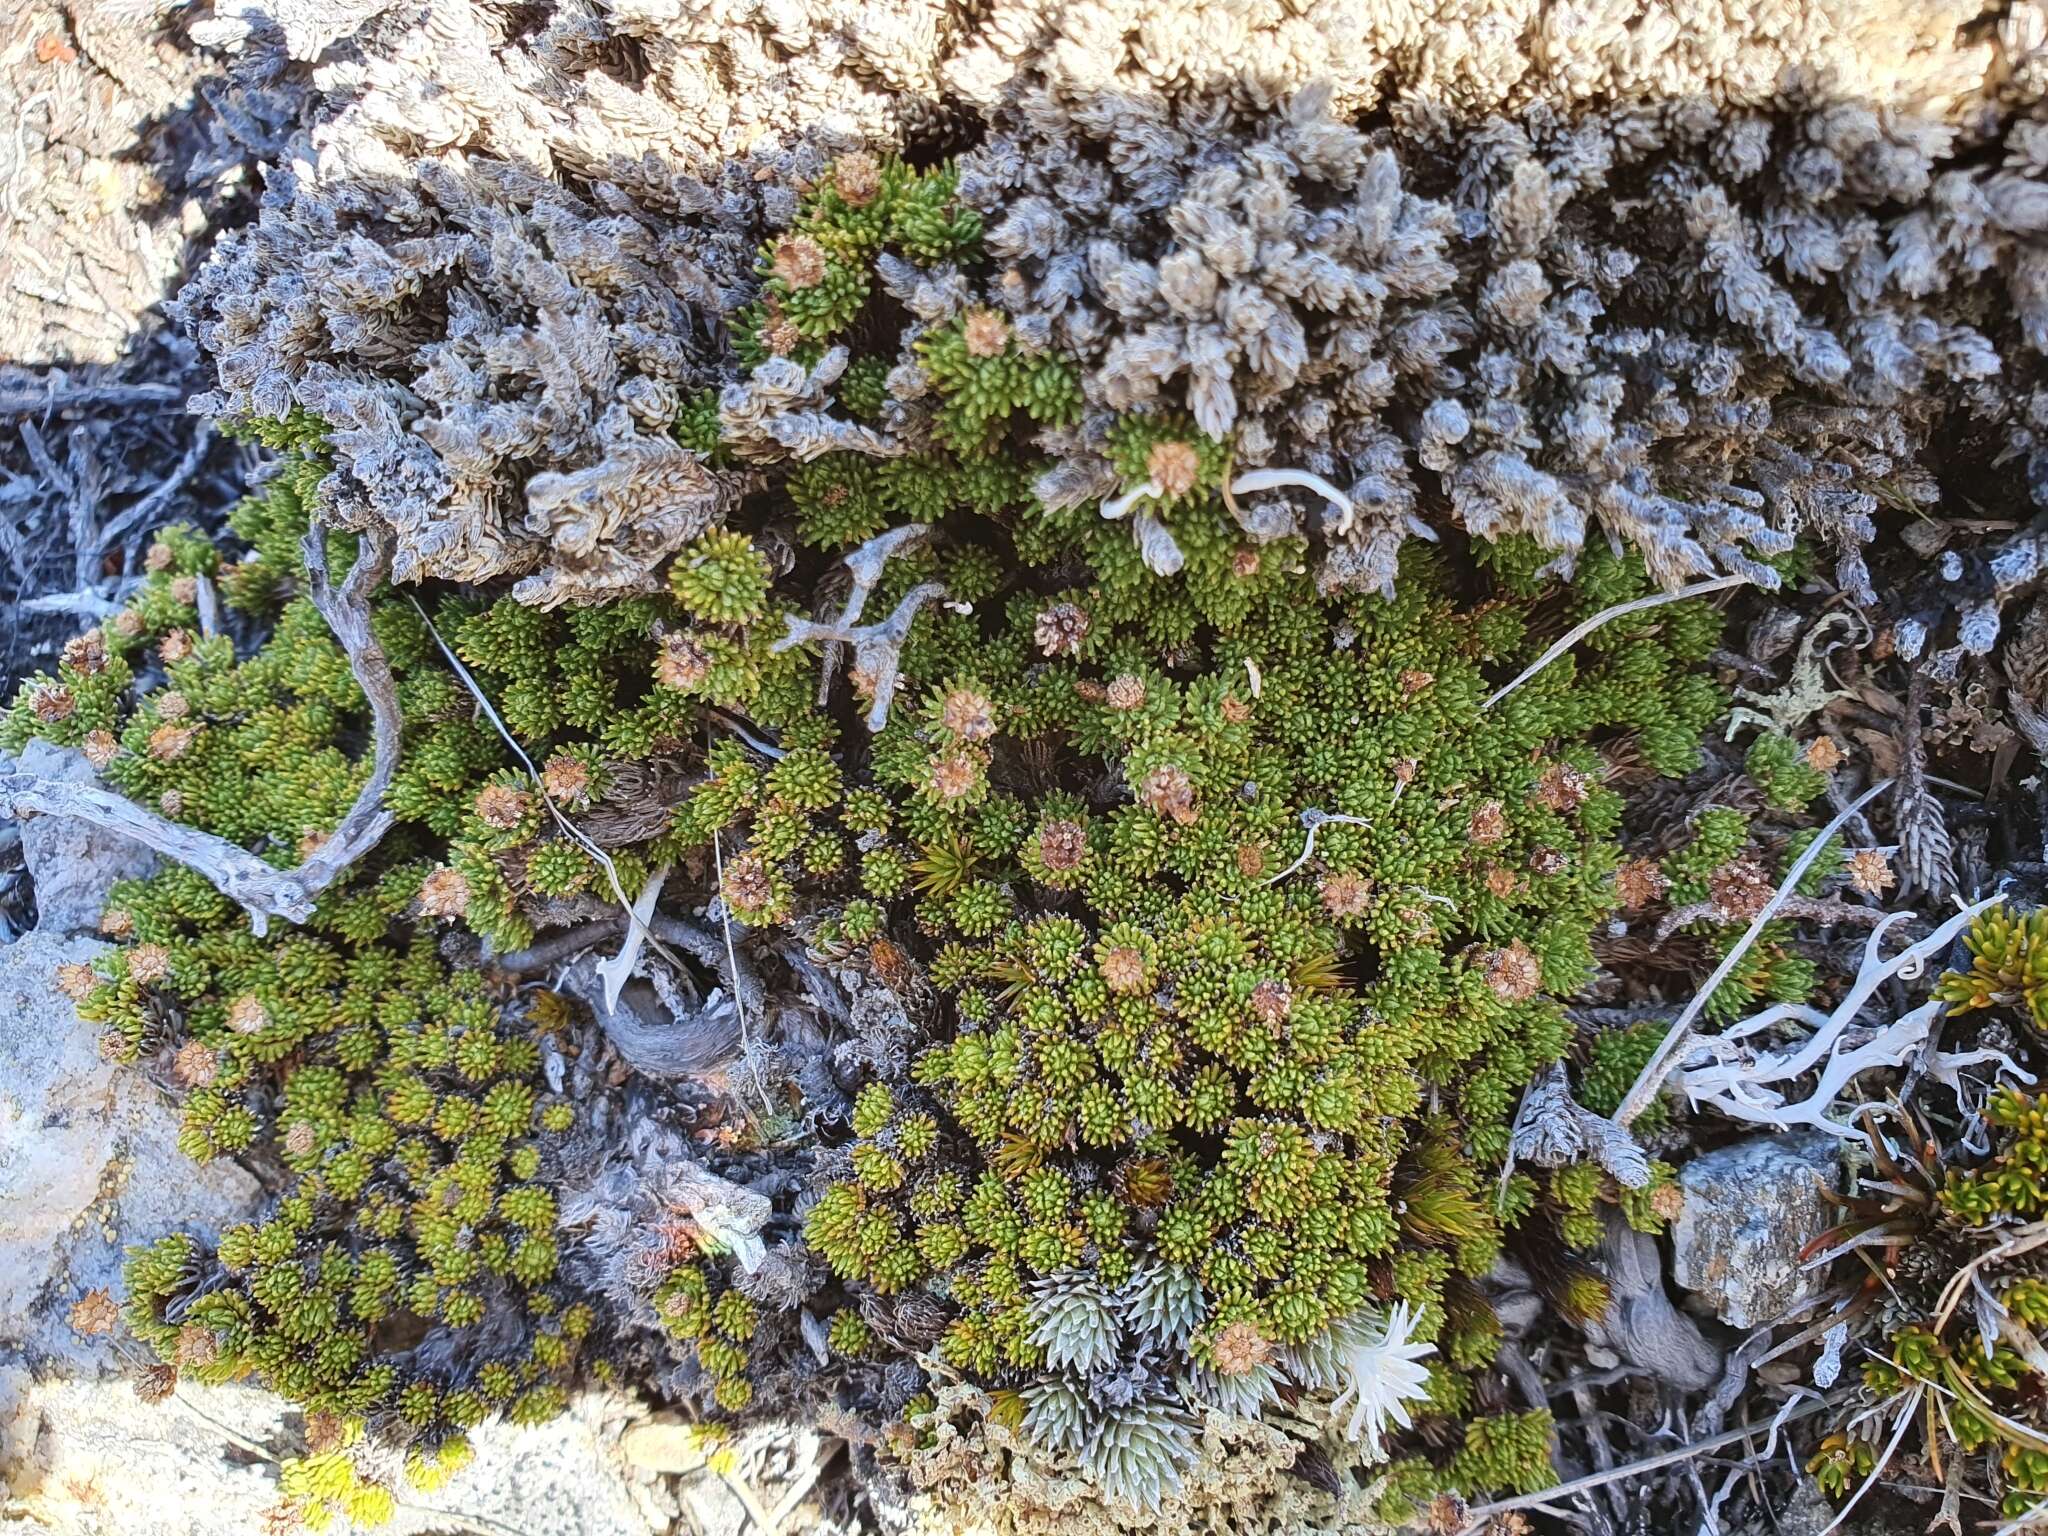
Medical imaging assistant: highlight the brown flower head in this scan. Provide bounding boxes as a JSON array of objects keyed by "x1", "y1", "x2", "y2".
[
  {"x1": 1805, "y1": 736, "x2": 1846, "y2": 774},
  {"x1": 172, "y1": 1040, "x2": 219, "y2": 1088},
  {"x1": 156, "y1": 691, "x2": 190, "y2": 721},
  {"x1": 833, "y1": 151, "x2": 882, "y2": 206},
  {"x1": 175, "y1": 1324, "x2": 220, "y2": 1370},
  {"x1": 1614, "y1": 857, "x2": 1668, "y2": 910},
  {"x1": 928, "y1": 751, "x2": 981, "y2": 803},
  {"x1": 1400, "y1": 668, "x2": 1435, "y2": 695},
  {"x1": 134, "y1": 1363, "x2": 177, "y2": 1404},
  {"x1": 127, "y1": 943, "x2": 171, "y2": 985},
  {"x1": 542, "y1": 753, "x2": 592, "y2": 806},
  {"x1": 227, "y1": 995, "x2": 269, "y2": 1035},
  {"x1": 1466, "y1": 799, "x2": 1508, "y2": 846},
  {"x1": 474, "y1": 784, "x2": 532, "y2": 831},
  {"x1": 159, "y1": 628, "x2": 194, "y2": 664},
  {"x1": 1146, "y1": 440, "x2": 1201, "y2": 498},
  {"x1": 1037, "y1": 818, "x2": 1086, "y2": 873},
  {"x1": 1709, "y1": 856, "x2": 1774, "y2": 924},
  {"x1": 297, "y1": 829, "x2": 329, "y2": 860},
  {"x1": 1034, "y1": 602, "x2": 1091, "y2": 657},
  {"x1": 81, "y1": 729, "x2": 119, "y2": 769},
  {"x1": 282, "y1": 1121, "x2": 318, "y2": 1159},
  {"x1": 1230, "y1": 548, "x2": 1261, "y2": 579},
  {"x1": 1220, "y1": 694, "x2": 1253, "y2": 725},
  {"x1": 1100, "y1": 945, "x2": 1148, "y2": 994},
  {"x1": 144, "y1": 541, "x2": 174, "y2": 574},
  {"x1": 1527, "y1": 846, "x2": 1568, "y2": 877},
  {"x1": 99, "y1": 908, "x2": 134, "y2": 939},
  {"x1": 1235, "y1": 842, "x2": 1266, "y2": 880},
  {"x1": 1138, "y1": 764, "x2": 1198, "y2": 825},
  {"x1": 111, "y1": 611, "x2": 144, "y2": 640},
  {"x1": 158, "y1": 790, "x2": 185, "y2": 818},
  {"x1": 147, "y1": 723, "x2": 197, "y2": 762},
  {"x1": 418, "y1": 866, "x2": 471, "y2": 918},
  {"x1": 1210, "y1": 1320, "x2": 1275, "y2": 1377},
  {"x1": 1105, "y1": 674, "x2": 1147, "y2": 711},
  {"x1": 1649, "y1": 1183, "x2": 1685, "y2": 1222},
  {"x1": 1484, "y1": 865, "x2": 1520, "y2": 898},
  {"x1": 1532, "y1": 761, "x2": 1590, "y2": 813},
  {"x1": 1483, "y1": 940, "x2": 1543, "y2": 1004},
  {"x1": 69, "y1": 1288, "x2": 120, "y2": 1337},
  {"x1": 96, "y1": 1030, "x2": 127, "y2": 1062},
  {"x1": 170, "y1": 576, "x2": 199, "y2": 606},
  {"x1": 1249, "y1": 979, "x2": 1292, "y2": 1025},
  {"x1": 1319, "y1": 871, "x2": 1372, "y2": 919},
  {"x1": 721, "y1": 852, "x2": 774, "y2": 914},
  {"x1": 1846, "y1": 848, "x2": 1896, "y2": 898},
  {"x1": 962, "y1": 307, "x2": 1011, "y2": 358},
  {"x1": 762, "y1": 309, "x2": 803, "y2": 357},
  {"x1": 658, "y1": 632, "x2": 714, "y2": 691},
  {"x1": 772, "y1": 234, "x2": 828, "y2": 289},
  {"x1": 55, "y1": 961, "x2": 99, "y2": 1001},
  {"x1": 939, "y1": 687, "x2": 995, "y2": 742},
  {"x1": 30, "y1": 683, "x2": 75, "y2": 723},
  {"x1": 63, "y1": 630, "x2": 108, "y2": 675}
]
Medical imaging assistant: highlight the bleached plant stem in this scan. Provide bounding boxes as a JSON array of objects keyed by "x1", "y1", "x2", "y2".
[
  {"x1": 1483, "y1": 574, "x2": 1751, "y2": 710},
  {"x1": 1609, "y1": 778, "x2": 1894, "y2": 1128},
  {"x1": 1, "y1": 524, "x2": 401, "y2": 935},
  {"x1": 1228, "y1": 468, "x2": 1357, "y2": 534},
  {"x1": 1266, "y1": 808, "x2": 1372, "y2": 886}
]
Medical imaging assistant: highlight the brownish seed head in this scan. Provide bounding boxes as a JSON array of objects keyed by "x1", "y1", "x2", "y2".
[
  {"x1": 111, "y1": 611, "x2": 144, "y2": 639},
  {"x1": 1231, "y1": 548, "x2": 1261, "y2": 579},
  {"x1": 1146, "y1": 440, "x2": 1201, "y2": 498},
  {"x1": 283, "y1": 1121, "x2": 318, "y2": 1159},
  {"x1": 172, "y1": 1040, "x2": 219, "y2": 1088},
  {"x1": 1400, "y1": 668, "x2": 1434, "y2": 695},
  {"x1": 175, "y1": 1323, "x2": 220, "y2": 1369},
  {"x1": 144, "y1": 542, "x2": 174, "y2": 574},
  {"x1": 1105, "y1": 674, "x2": 1147, "y2": 711},
  {"x1": 1466, "y1": 799, "x2": 1508, "y2": 846},
  {"x1": 928, "y1": 751, "x2": 981, "y2": 803},
  {"x1": 1249, "y1": 979, "x2": 1292, "y2": 1025},
  {"x1": 1805, "y1": 736, "x2": 1846, "y2": 774},
  {"x1": 81, "y1": 729, "x2": 119, "y2": 770},
  {"x1": 1100, "y1": 945, "x2": 1148, "y2": 994},
  {"x1": 939, "y1": 687, "x2": 995, "y2": 742},
  {"x1": 474, "y1": 784, "x2": 532, "y2": 831},
  {"x1": 1034, "y1": 602, "x2": 1091, "y2": 658},
  {"x1": 1210, "y1": 1319, "x2": 1275, "y2": 1377},
  {"x1": 127, "y1": 943, "x2": 171, "y2": 985},
  {"x1": 833, "y1": 151, "x2": 882, "y2": 206},
  {"x1": 1532, "y1": 761, "x2": 1589, "y2": 813},
  {"x1": 31, "y1": 683, "x2": 75, "y2": 723},
  {"x1": 63, "y1": 630, "x2": 108, "y2": 675},
  {"x1": 1318, "y1": 871, "x2": 1372, "y2": 919},
  {"x1": 1483, "y1": 939, "x2": 1544, "y2": 1004},
  {"x1": 962, "y1": 308, "x2": 1011, "y2": 359},
  {"x1": 159, "y1": 628, "x2": 194, "y2": 665},
  {"x1": 762, "y1": 310, "x2": 803, "y2": 357},
  {"x1": 55, "y1": 961, "x2": 100, "y2": 1001},
  {"x1": 227, "y1": 995, "x2": 269, "y2": 1035},
  {"x1": 170, "y1": 576, "x2": 199, "y2": 606},
  {"x1": 1709, "y1": 856, "x2": 1773, "y2": 924},
  {"x1": 147, "y1": 723, "x2": 197, "y2": 762},
  {"x1": 1484, "y1": 865, "x2": 1520, "y2": 898},
  {"x1": 69, "y1": 1288, "x2": 120, "y2": 1337},
  {"x1": 1614, "y1": 857, "x2": 1667, "y2": 910},
  {"x1": 1527, "y1": 846, "x2": 1567, "y2": 877},
  {"x1": 418, "y1": 866, "x2": 472, "y2": 918},
  {"x1": 722, "y1": 853, "x2": 774, "y2": 913},
  {"x1": 134, "y1": 1362, "x2": 177, "y2": 1404},
  {"x1": 772, "y1": 235, "x2": 828, "y2": 289},
  {"x1": 156, "y1": 691, "x2": 190, "y2": 721},
  {"x1": 1037, "y1": 818, "x2": 1086, "y2": 873},
  {"x1": 542, "y1": 754, "x2": 592, "y2": 805},
  {"x1": 657, "y1": 632, "x2": 714, "y2": 691},
  {"x1": 99, "y1": 908, "x2": 135, "y2": 939},
  {"x1": 1138, "y1": 764, "x2": 1197, "y2": 825},
  {"x1": 1846, "y1": 848, "x2": 1896, "y2": 898},
  {"x1": 158, "y1": 790, "x2": 184, "y2": 818},
  {"x1": 1235, "y1": 842, "x2": 1266, "y2": 880}
]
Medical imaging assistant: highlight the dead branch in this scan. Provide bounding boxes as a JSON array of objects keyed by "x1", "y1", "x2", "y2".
[
  {"x1": 0, "y1": 381, "x2": 183, "y2": 415},
  {"x1": 1651, "y1": 893, "x2": 1893, "y2": 945},
  {"x1": 0, "y1": 523, "x2": 401, "y2": 934}
]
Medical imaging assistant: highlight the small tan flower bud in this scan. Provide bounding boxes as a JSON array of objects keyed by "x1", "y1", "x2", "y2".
[
  {"x1": 1709, "y1": 857, "x2": 1774, "y2": 924},
  {"x1": 81, "y1": 729, "x2": 119, "y2": 769},
  {"x1": 156, "y1": 692, "x2": 190, "y2": 721},
  {"x1": 144, "y1": 542, "x2": 174, "y2": 574},
  {"x1": 418, "y1": 866, "x2": 471, "y2": 918},
  {"x1": 474, "y1": 784, "x2": 532, "y2": 831},
  {"x1": 1614, "y1": 858, "x2": 1667, "y2": 910},
  {"x1": 1105, "y1": 674, "x2": 1147, "y2": 711},
  {"x1": 31, "y1": 683, "x2": 75, "y2": 723},
  {"x1": 1138, "y1": 764, "x2": 1197, "y2": 825},
  {"x1": 282, "y1": 1121, "x2": 317, "y2": 1159},
  {"x1": 939, "y1": 687, "x2": 995, "y2": 742},
  {"x1": 1846, "y1": 848, "x2": 1895, "y2": 898},
  {"x1": 1318, "y1": 871, "x2": 1372, "y2": 919},
  {"x1": 55, "y1": 961, "x2": 100, "y2": 1000},
  {"x1": 159, "y1": 629, "x2": 194, "y2": 665},
  {"x1": 1483, "y1": 940, "x2": 1543, "y2": 1003},
  {"x1": 63, "y1": 630, "x2": 108, "y2": 675},
  {"x1": 1249, "y1": 980, "x2": 1292, "y2": 1025},
  {"x1": 158, "y1": 790, "x2": 184, "y2": 818},
  {"x1": 100, "y1": 908, "x2": 135, "y2": 939},
  {"x1": 1210, "y1": 1319, "x2": 1274, "y2": 1377},
  {"x1": 833, "y1": 151, "x2": 882, "y2": 206},
  {"x1": 1100, "y1": 945, "x2": 1148, "y2": 994},
  {"x1": 542, "y1": 754, "x2": 592, "y2": 806},
  {"x1": 721, "y1": 853, "x2": 774, "y2": 913},
  {"x1": 69, "y1": 1288, "x2": 120, "y2": 1336},
  {"x1": 147, "y1": 723, "x2": 197, "y2": 761},
  {"x1": 170, "y1": 576, "x2": 199, "y2": 606},
  {"x1": 1145, "y1": 440, "x2": 1201, "y2": 498},
  {"x1": 227, "y1": 995, "x2": 269, "y2": 1035},
  {"x1": 1532, "y1": 761, "x2": 1589, "y2": 813},
  {"x1": 127, "y1": 943, "x2": 171, "y2": 984},
  {"x1": 1230, "y1": 548, "x2": 1261, "y2": 579},
  {"x1": 962, "y1": 307, "x2": 1011, "y2": 358},
  {"x1": 1034, "y1": 602, "x2": 1091, "y2": 658},
  {"x1": 657, "y1": 633, "x2": 713, "y2": 691},
  {"x1": 1466, "y1": 799, "x2": 1508, "y2": 846},
  {"x1": 928, "y1": 751, "x2": 981, "y2": 803},
  {"x1": 1037, "y1": 819, "x2": 1086, "y2": 873},
  {"x1": 134, "y1": 1363, "x2": 177, "y2": 1403},
  {"x1": 1804, "y1": 736, "x2": 1846, "y2": 773},
  {"x1": 172, "y1": 1040, "x2": 219, "y2": 1088},
  {"x1": 111, "y1": 611, "x2": 144, "y2": 639},
  {"x1": 772, "y1": 235, "x2": 828, "y2": 289}
]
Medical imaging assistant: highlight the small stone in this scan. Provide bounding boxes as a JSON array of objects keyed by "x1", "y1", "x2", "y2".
[
  {"x1": 1669, "y1": 1131, "x2": 1841, "y2": 1328},
  {"x1": 620, "y1": 1419, "x2": 709, "y2": 1475}
]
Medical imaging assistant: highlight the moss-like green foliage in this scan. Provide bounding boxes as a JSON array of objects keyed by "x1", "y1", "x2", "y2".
[
  {"x1": 1934, "y1": 902, "x2": 2048, "y2": 1030},
  {"x1": 1810, "y1": 1083, "x2": 2048, "y2": 1521}
]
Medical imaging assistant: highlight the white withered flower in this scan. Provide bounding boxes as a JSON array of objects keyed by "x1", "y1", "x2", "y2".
[{"x1": 1327, "y1": 1300, "x2": 1435, "y2": 1457}]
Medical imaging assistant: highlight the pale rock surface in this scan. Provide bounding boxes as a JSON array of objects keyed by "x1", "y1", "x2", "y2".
[
  {"x1": 1670, "y1": 1130, "x2": 1842, "y2": 1328},
  {"x1": 13, "y1": 742, "x2": 156, "y2": 936}
]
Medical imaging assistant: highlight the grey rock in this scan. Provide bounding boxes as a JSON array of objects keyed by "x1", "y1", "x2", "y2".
[
  {"x1": 1670, "y1": 1130, "x2": 1843, "y2": 1329},
  {"x1": 14, "y1": 740, "x2": 157, "y2": 936},
  {"x1": 1582, "y1": 1207, "x2": 1723, "y2": 1392},
  {"x1": 0, "y1": 931, "x2": 262, "y2": 1365}
]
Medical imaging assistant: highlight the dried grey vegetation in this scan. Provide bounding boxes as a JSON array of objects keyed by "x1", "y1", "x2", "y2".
[{"x1": 169, "y1": 0, "x2": 2048, "y2": 634}]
